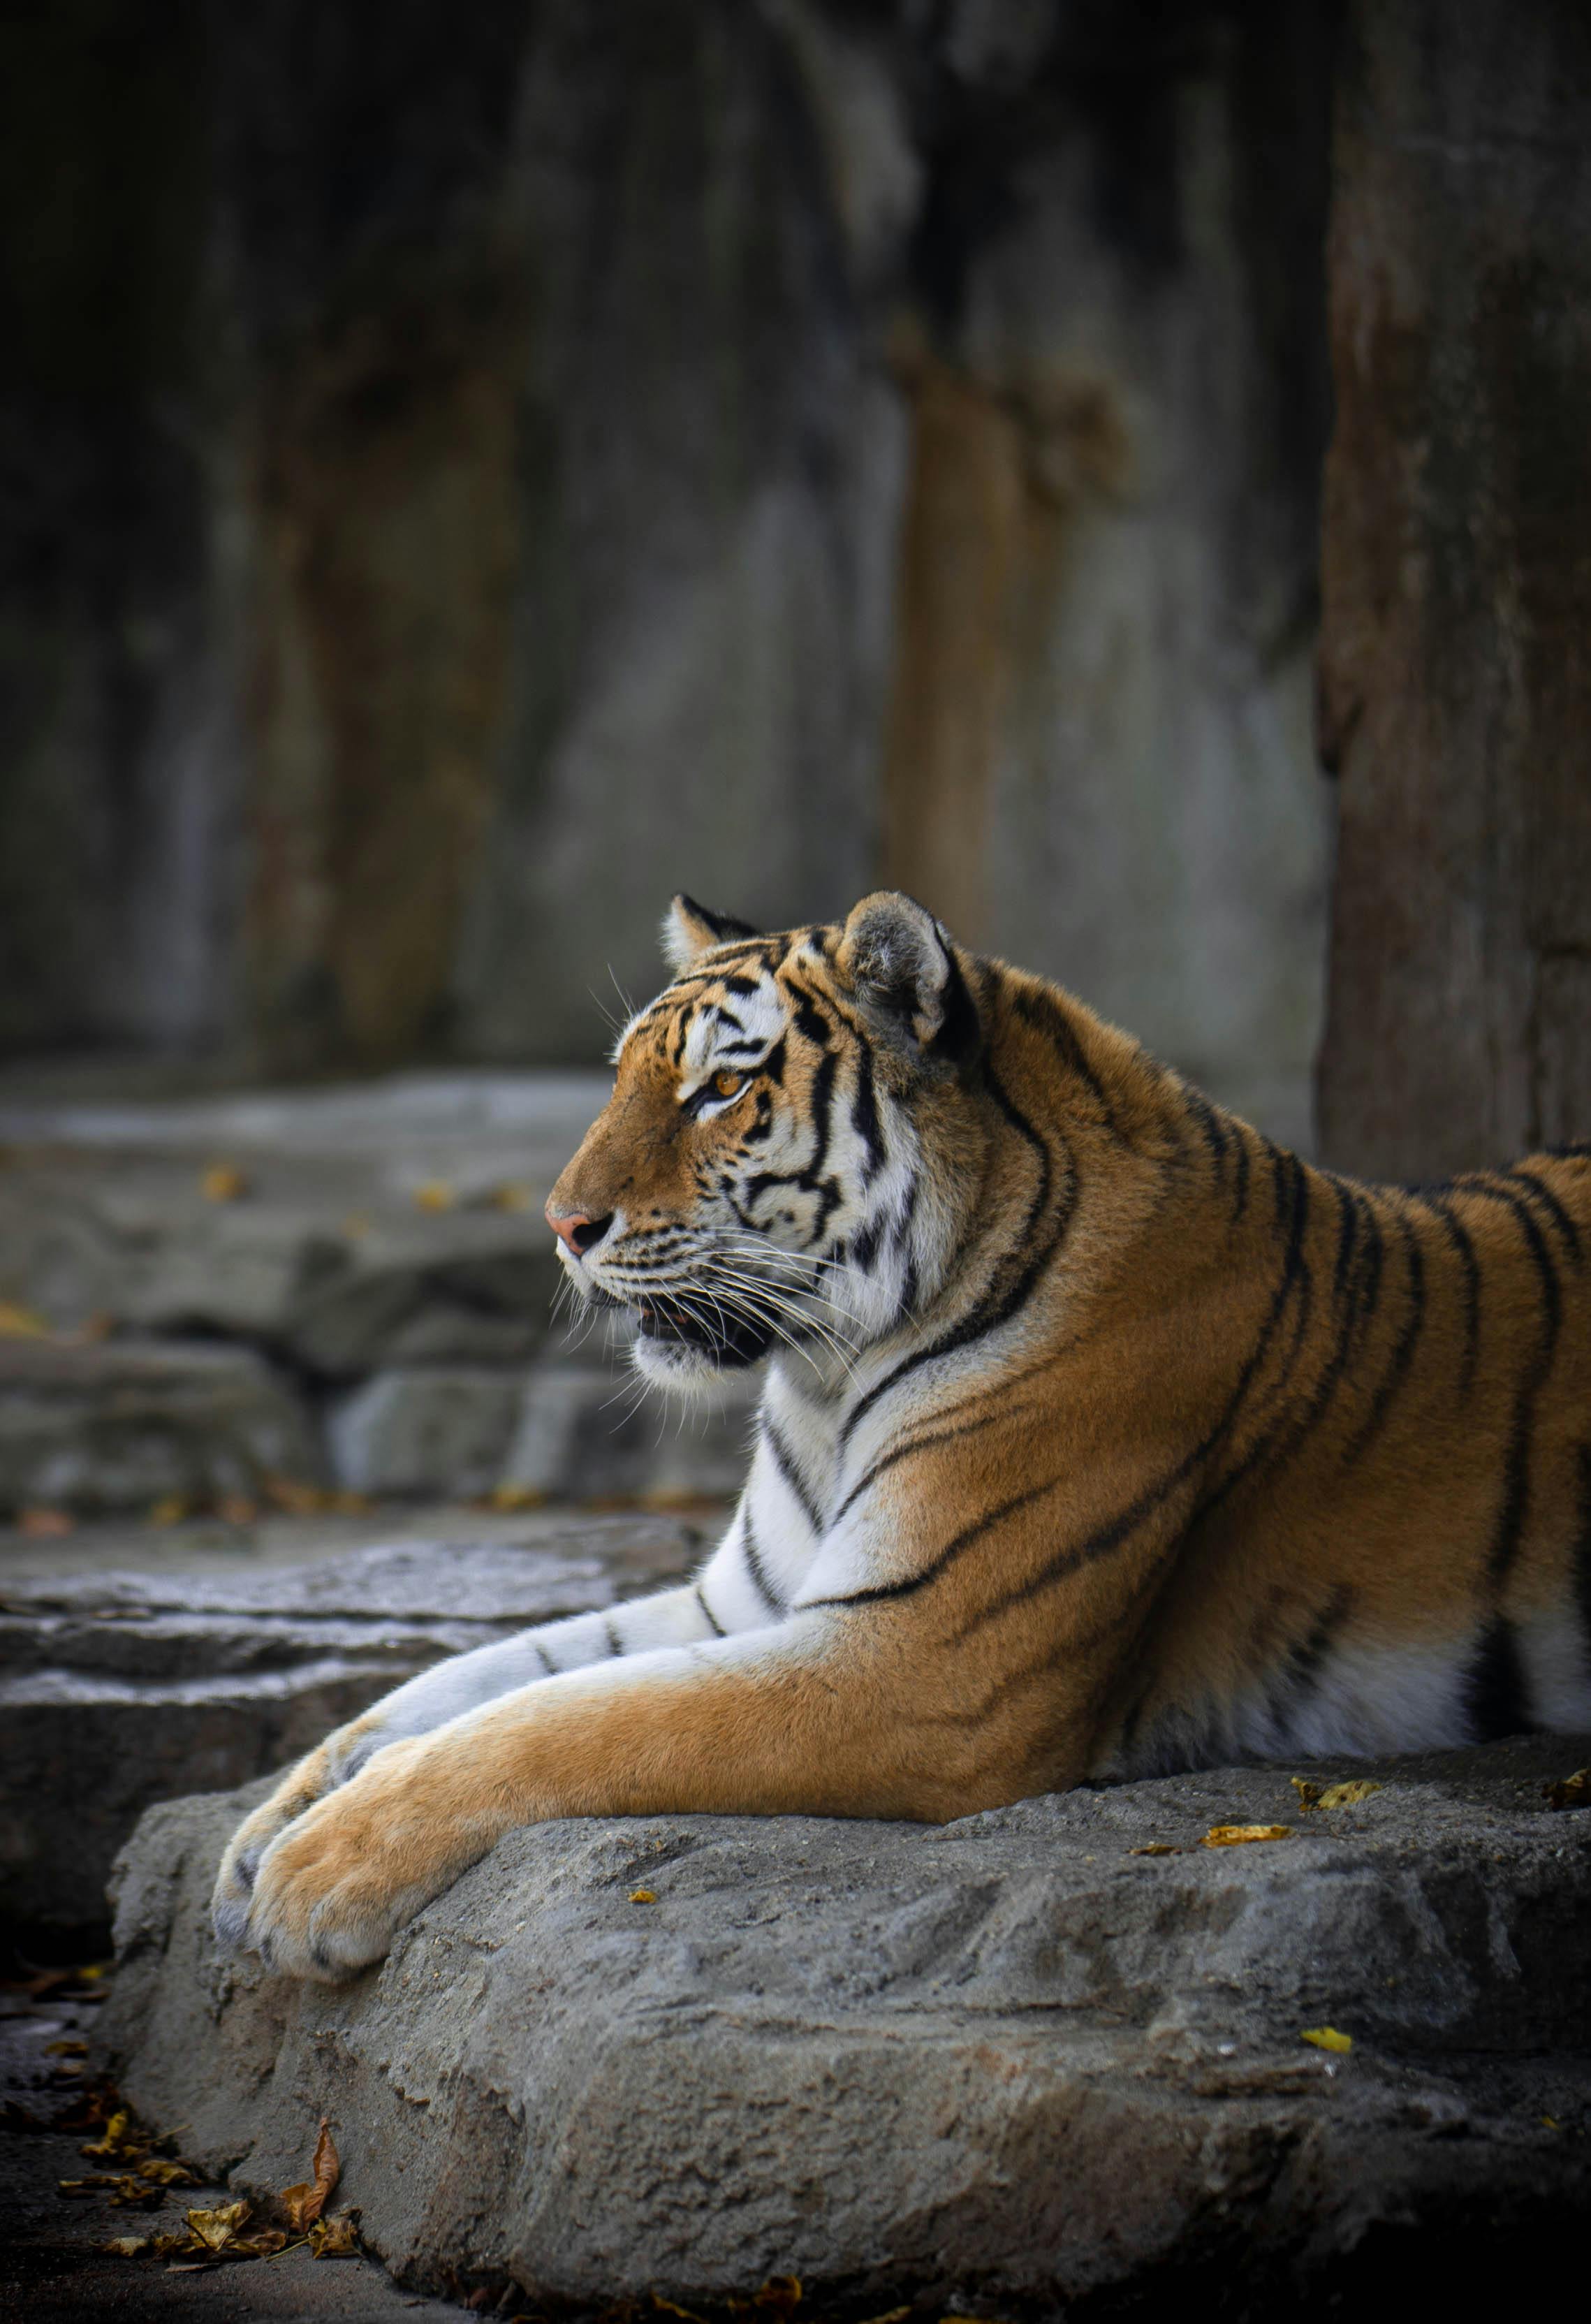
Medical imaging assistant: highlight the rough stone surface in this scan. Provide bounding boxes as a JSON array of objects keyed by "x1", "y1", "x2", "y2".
[
  {"x1": 1317, "y1": 0, "x2": 1591, "y2": 1178},
  {"x1": 501, "y1": 1358, "x2": 759, "y2": 1504},
  {"x1": 99, "y1": 1734, "x2": 1591, "y2": 2311},
  {"x1": 2, "y1": 6, "x2": 1335, "y2": 1149},
  {"x1": 0, "y1": 1339, "x2": 322, "y2": 1514},
  {"x1": 0, "y1": 1511, "x2": 701, "y2": 1940}
]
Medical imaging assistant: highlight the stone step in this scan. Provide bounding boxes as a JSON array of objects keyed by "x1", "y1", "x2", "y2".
[
  {"x1": 0, "y1": 1508, "x2": 704, "y2": 1941},
  {"x1": 0, "y1": 1071, "x2": 767, "y2": 1509}
]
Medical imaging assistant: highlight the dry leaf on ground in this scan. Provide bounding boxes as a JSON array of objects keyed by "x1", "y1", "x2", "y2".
[
  {"x1": 200, "y1": 1164, "x2": 247, "y2": 1202},
  {"x1": 629, "y1": 1889, "x2": 657, "y2": 1904},
  {"x1": 1291, "y1": 1776, "x2": 1382, "y2": 1811},
  {"x1": 1300, "y1": 2026, "x2": 1353, "y2": 2054},
  {"x1": 1129, "y1": 1843, "x2": 1183, "y2": 1857},
  {"x1": 186, "y1": 2200, "x2": 252, "y2": 2251},
  {"x1": 413, "y1": 1179, "x2": 455, "y2": 1211},
  {"x1": 1543, "y1": 1769, "x2": 1590, "y2": 1810},
  {"x1": 0, "y1": 1300, "x2": 50, "y2": 1336},
  {"x1": 1201, "y1": 1824, "x2": 1291, "y2": 1848},
  {"x1": 309, "y1": 2209, "x2": 360, "y2": 2258},
  {"x1": 279, "y1": 2117, "x2": 339, "y2": 2231}
]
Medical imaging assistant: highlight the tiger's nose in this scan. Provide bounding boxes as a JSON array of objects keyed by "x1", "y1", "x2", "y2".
[{"x1": 545, "y1": 1204, "x2": 613, "y2": 1257}]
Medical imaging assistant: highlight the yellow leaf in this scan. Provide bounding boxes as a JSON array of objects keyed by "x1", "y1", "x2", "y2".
[
  {"x1": 45, "y1": 2039, "x2": 88, "y2": 2058},
  {"x1": 1300, "y1": 2026, "x2": 1353, "y2": 2054},
  {"x1": 1292, "y1": 1776, "x2": 1381, "y2": 1812},
  {"x1": 412, "y1": 1180, "x2": 455, "y2": 1212},
  {"x1": 279, "y1": 2117, "x2": 339, "y2": 2232},
  {"x1": 103, "y1": 2234, "x2": 154, "y2": 2257},
  {"x1": 1129, "y1": 1843, "x2": 1182, "y2": 1857},
  {"x1": 0, "y1": 1299, "x2": 50, "y2": 1336},
  {"x1": 628, "y1": 1888, "x2": 657, "y2": 1904},
  {"x1": 261, "y1": 1473, "x2": 326, "y2": 1515},
  {"x1": 80, "y1": 2108, "x2": 133, "y2": 2154},
  {"x1": 308, "y1": 2210, "x2": 360, "y2": 2258},
  {"x1": 486, "y1": 1183, "x2": 532, "y2": 1212},
  {"x1": 490, "y1": 1482, "x2": 547, "y2": 1512},
  {"x1": 138, "y1": 2156, "x2": 199, "y2": 2186},
  {"x1": 200, "y1": 1164, "x2": 247, "y2": 1203},
  {"x1": 1201, "y1": 1824, "x2": 1291, "y2": 1848},
  {"x1": 185, "y1": 2200, "x2": 251, "y2": 2250},
  {"x1": 1543, "y1": 1768, "x2": 1590, "y2": 1811},
  {"x1": 148, "y1": 1496, "x2": 189, "y2": 1527},
  {"x1": 232, "y1": 2228, "x2": 290, "y2": 2256}
]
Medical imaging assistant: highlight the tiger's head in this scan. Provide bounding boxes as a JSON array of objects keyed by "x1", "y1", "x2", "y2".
[{"x1": 545, "y1": 891, "x2": 986, "y2": 1394}]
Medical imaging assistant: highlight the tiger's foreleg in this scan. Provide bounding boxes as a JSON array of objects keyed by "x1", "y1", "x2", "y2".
[
  {"x1": 224, "y1": 1606, "x2": 1046, "y2": 1981},
  {"x1": 208, "y1": 1577, "x2": 736, "y2": 1952}
]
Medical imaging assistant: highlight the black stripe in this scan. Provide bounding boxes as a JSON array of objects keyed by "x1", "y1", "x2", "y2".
[
  {"x1": 851, "y1": 1049, "x2": 884, "y2": 1183},
  {"x1": 1574, "y1": 1445, "x2": 1591, "y2": 1667},
  {"x1": 1009, "y1": 984, "x2": 1119, "y2": 1132},
  {"x1": 694, "y1": 1583, "x2": 726, "y2": 1637},
  {"x1": 534, "y1": 1641, "x2": 557, "y2": 1676},
  {"x1": 1229, "y1": 1126, "x2": 1252, "y2": 1225},
  {"x1": 1460, "y1": 1181, "x2": 1563, "y2": 1581},
  {"x1": 1341, "y1": 1205, "x2": 1426, "y2": 1465},
  {"x1": 1182, "y1": 1083, "x2": 1229, "y2": 1172},
  {"x1": 740, "y1": 1508, "x2": 784, "y2": 1614},
  {"x1": 764, "y1": 1417, "x2": 824, "y2": 1535},
  {"x1": 1465, "y1": 1619, "x2": 1532, "y2": 1741},
  {"x1": 603, "y1": 1618, "x2": 623, "y2": 1658},
  {"x1": 1506, "y1": 1167, "x2": 1583, "y2": 1265},
  {"x1": 807, "y1": 1475, "x2": 1063, "y2": 1609},
  {"x1": 839, "y1": 1060, "x2": 1068, "y2": 1449},
  {"x1": 1417, "y1": 1192, "x2": 1481, "y2": 1394}
]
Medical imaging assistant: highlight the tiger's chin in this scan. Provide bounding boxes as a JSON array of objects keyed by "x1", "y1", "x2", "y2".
[{"x1": 629, "y1": 1297, "x2": 774, "y2": 1397}]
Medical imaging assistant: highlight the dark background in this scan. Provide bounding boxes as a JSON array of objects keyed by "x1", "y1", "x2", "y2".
[{"x1": 2, "y1": 0, "x2": 1588, "y2": 1178}]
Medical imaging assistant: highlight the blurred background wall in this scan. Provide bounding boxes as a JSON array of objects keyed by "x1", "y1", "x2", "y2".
[{"x1": 1, "y1": 0, "x2": 1587, "y2": 1173}]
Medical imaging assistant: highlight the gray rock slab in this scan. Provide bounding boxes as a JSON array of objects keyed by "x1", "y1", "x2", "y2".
[
  {"x1": 98, "y1": 1734, "x2": 1591, "y2": 2311},
  {"x1": 0, "y1": 1512, "x2": 700, "y2": 1940},
  {"x1": 0, "y1": 1338, "x2": 323, "y2": 1514},
  {"x1": 327, "y1": 1368, "x2": 526, "y2": 1498},
  {"x1": 503, "y1": 1357, "x2": 759, "y2": 1502}
]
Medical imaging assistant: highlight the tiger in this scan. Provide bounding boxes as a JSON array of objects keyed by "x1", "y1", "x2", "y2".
[{"x1": 213, "y1": 889, "x2": 1591, "y2": 1980}]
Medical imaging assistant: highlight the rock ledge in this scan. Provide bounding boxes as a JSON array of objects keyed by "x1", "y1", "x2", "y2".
[{"x1": 98, "y1": 1735, "x2": 1591, "y2": 2311}]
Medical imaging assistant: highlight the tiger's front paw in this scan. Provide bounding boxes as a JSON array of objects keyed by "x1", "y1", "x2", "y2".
[
  {"x1": 237, "y1": 1735, "x2": 506, "y2": 1982},
  {"x1": 210, "y1": 1714, "x2": 392, "y2": 1955}
]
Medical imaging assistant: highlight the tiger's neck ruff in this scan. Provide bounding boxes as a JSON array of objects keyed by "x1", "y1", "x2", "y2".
[{"x1": 212, "y1": 890, "x2": 1591, "y2": 1980}]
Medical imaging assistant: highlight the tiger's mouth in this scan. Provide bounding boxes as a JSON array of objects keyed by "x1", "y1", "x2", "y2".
[{"x1": 631, "y1": 1294, "x2": 773, "y2": 1369}]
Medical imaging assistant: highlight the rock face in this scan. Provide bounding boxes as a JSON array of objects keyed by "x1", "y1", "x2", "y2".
[
  {"x1": 1, "y1": 2, "x2": 1335, "y2": 1150},
  {"x1": 0, "y1": 1511, "x2": 698, "y2": 1941},
  {"x1": 1317, "y1": 0, "x2": 1591, "y2": 1177},
  {"x1": 100, "y1": 1733, "x2": 1591, "y2": 2309}
]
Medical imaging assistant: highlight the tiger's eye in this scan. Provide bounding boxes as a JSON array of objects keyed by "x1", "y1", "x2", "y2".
[{"x1": 712, "y1": 1069, "x2": 746, "y2": 1099}]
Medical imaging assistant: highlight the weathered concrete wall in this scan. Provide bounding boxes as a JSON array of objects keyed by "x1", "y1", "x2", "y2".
[
  {"x1": 0, "y1": 3, "x2": 1336, "y2": 1142},
  {"x1": 1317, "y1": 0, "x2": 1591, "y2": 1179}
]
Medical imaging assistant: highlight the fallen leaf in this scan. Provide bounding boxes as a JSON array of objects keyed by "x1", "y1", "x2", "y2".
[
  {"x1": 233, "y1": 2228, "x2": 290, "y2": 2257},
  {"x1": 279, "y1": 2117, "x2": 339, "y2": 2231},
  {"x1": 200, "y1": 1164, "x2": 247, "y2": 1203},
  {"x1": 0, "y1": 1299, "x2": 50, "y2": 1336},
  {"x1": 308, "y1": 2210, "x2": 360, "y2": 2259},
  {"x1": 413, "y1": 1179, "x2": 455, "y2": 1212},
  {"x1": 260, "y1": 1473, "x2": 326, "y2": 1516},
  {"x1": 1201, "y1": 1824, "x2": 1291, "y2": 1848},
  {"x1": 186, "y1": 2199, "x2": 252, "y2": 2251},
  {"x1": 628, "y1": 1889, "x2": 657, "y2": 1904},
  {"x1": 103, "y1": 2234, "x2": 155, "y2": 2257},
  {"x1": 490, "y1": 1482, "x2": 547, "y2": 1512},
  {"x1": 486, "y1": 1183, "x2": 532, "y2": 1212},
  {"x1": 148, "y1": 1496, "x2": 189, "y2": 1526},
  {"x1": 138, "y1": 2156, "x2": 199, "y2": 2186},
  {"x1": 652, "y1": 2298, "x2": 709, "y2": 2323},
  {"x1": 328, "y1": 1489, "x2": 372, "y2": 1516},
  {"x1": 1291, "y1": 1776, "x2": 1382, "y2": 1812},
  {"x1": 1543, "y1": 1768, "x2": 1590, "y2": 1811},
  {"x1": 57, "y1": 2179, "x2": 105, "y2": 2197},
  {"x1": 1300, "y1": 2026, "x2": 1353, "y2": 2054},
  {"x1": 1129, "y1": 1843, "x2": 1183, "y2": 1857},
  {"x1": 44, "y1": 2039, "x2": 88, "y2": 2058},
  {"x1": 80, "y1": 2112, "x2": 138, "y2": 2157},
  {"x1": 1542, "y1": 2114, "x2": 1560, "y2": 2130},
  {"x1": 755, "y1": 2279, "x2": 802, "y2": 2314},
  {"x1": 217, "y1": 1496, "x2": 258, "y2": 1526},
  {"x1": 20, "y1": 1504, "x2": 74, "y2": 1537},
  {"x1": 109, "y1": 2174, "x2": 168, "y2": 2209}
]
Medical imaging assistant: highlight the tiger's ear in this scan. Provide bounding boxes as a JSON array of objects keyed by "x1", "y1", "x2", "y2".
[
  {"x1": 835, "y1": 891, "x2": 980, "y2": 1060},
  {"x1": 662, "y1": 894, "x2": 759, "y2": 976}
]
